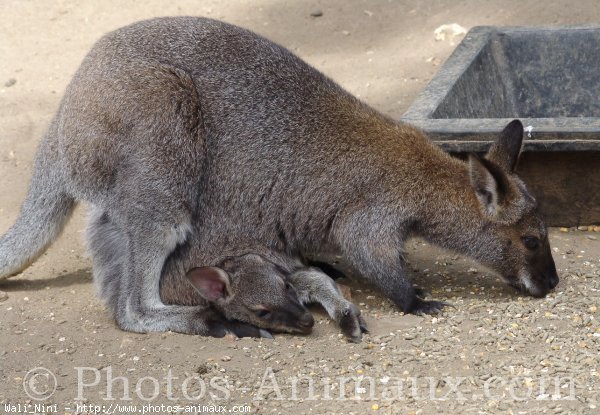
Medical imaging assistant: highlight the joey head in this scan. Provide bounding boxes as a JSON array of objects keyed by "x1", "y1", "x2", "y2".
[{"x1": 163, "y1": 254, "x2": 315, "y2": 336}]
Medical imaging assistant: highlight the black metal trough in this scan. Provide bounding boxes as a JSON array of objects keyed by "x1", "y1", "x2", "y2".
[{"x1": 402, "y1": 26, "x2": 600, "y2": 226}]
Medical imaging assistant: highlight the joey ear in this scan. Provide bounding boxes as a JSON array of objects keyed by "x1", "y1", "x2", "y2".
[
  {"x1": 186, "y1": 267, "x2": 232, "y2": 303},
  {"x1": 468, "y1": 154, "x2": 506, "y2": 216},
  {"x1": 486, "y1": 119, "x2": 523, "y2": 173}
]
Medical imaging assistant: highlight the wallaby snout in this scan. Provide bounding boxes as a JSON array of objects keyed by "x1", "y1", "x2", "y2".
[
  {"x1": 547, "y1": 266, "x2": 560, "y2": 290},
  {"x1": 520, "y1": 238, "x2": 560, "y2": 297},
  {"x1": 488, "y1": 229, "x2": 560, "y2": 299}
]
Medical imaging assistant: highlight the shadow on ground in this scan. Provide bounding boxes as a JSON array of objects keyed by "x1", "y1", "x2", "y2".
[{"x1": 0, "y1": 268, "x2": 92, "y2": 292}]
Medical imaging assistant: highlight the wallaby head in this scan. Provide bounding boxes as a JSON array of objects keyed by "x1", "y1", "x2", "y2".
[
  {"x1": 467, "y1": 120, "x2": 559, "y2": 297},
  {"x1": 172, "y1": 254, "x2": 315, "y2": 334}
]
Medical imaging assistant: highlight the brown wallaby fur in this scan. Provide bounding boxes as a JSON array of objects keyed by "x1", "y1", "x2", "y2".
[{"x1": 0, "y1": 17, "x2": 558, "y2": 335}]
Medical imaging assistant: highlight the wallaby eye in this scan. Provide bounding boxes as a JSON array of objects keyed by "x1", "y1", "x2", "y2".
[
  {"x1": 522, "y1": 236, "x2": 539, "y2": 250},
  {"x1": 477, "y1": 189, "x2": 493, "y2": 205},
  {"x1": 254, "y1": 309, "x2": 272, "y2": 319}
]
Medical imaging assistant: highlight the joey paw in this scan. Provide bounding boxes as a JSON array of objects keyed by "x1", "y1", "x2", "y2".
[{"x1": 338, "y1": 303, "x2": 366, "y2": 342}]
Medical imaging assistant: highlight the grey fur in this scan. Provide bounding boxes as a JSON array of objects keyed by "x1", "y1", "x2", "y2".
[{"x1": 0, "y1": 17, "x2": 558, "y2": 334}]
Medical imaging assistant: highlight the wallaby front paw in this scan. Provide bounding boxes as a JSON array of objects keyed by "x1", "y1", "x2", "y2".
[
  {"x1": 413, "y1": 286, "x2": 429, "y2": 298},
  {"x1": 337, "y1": 303, "x2": 366, "y2": 342},
  {"x1": 409, "y1": 297, "x2": 448, "y2": 315}
]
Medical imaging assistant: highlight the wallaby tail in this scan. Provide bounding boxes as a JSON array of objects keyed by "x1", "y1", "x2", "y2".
[{"x1": 0, "y1": 151, "x2": 75, "y2": 279}]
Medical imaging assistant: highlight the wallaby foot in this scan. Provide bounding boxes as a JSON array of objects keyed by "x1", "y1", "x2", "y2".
[
  {"x1": 288, "y1": 268, "x2": 367, "y2": 342},
  {"x1": 114, "y1": 220, "x2": 269, "y2": 339},
  {"x1": 199, "y1": 310, "x2": 270, "y2": 338}
]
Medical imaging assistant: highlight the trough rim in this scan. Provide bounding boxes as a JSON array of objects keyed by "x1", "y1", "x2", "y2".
[{"x1": 401, "y1": 25, "x2": 600, "y2": 152}]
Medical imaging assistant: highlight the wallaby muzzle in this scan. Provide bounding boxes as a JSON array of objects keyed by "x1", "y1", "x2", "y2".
[
  {"x1": 532, "y1": 244, "x2": 560, "y2": 296},
  {"x1": 513, "y1": 253, "x2": 559, "y2": 298},
  {"x1": 545, "y1": 261, "x2": 560, "y2": 290}
]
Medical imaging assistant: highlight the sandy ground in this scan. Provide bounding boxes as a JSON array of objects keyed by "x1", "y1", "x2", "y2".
[{"x1": 0, "y1": 1, "x2": 599, "y2": 414}]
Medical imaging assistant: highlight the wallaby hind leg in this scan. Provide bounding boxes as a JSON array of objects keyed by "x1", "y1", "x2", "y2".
[
  {"x1": 119, "y1": 228, "x2": 265, "y2": 337},
  {"x1": 288, "y1": 268, "x2": 367, "y2": 342}
]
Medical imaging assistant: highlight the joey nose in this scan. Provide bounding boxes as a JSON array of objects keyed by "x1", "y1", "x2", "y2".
[{"x1": 299, "y1": 313, "x2": 315, "y2": 329}]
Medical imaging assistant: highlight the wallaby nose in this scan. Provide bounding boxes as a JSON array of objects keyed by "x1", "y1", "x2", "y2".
[
  {"x1": 548, "y1": 272, "x2": 559, "y2": 290},
  {"x1": 299, "y1": 312, "x2": 315, "y2": 328}
]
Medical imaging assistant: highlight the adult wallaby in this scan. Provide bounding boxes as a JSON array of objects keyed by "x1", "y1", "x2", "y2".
[
  {"x1": 0, "y1": 17, "x2": 558, "y2": 333},
  {"x1": 87, "y1": 209, "x2": 366, "y2": 341}
]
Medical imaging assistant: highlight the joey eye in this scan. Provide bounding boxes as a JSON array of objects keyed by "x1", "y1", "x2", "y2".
[
  {"x1": 254, "y1": 309, "x2": 272, "y2": 319},
  {"x1": 522, "y1": 236, "x2": 539, "y2": 250}
]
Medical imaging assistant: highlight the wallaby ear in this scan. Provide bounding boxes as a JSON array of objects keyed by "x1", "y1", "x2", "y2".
[
  {"x1": 468, "y1": 153, "x2": 506, "y2": 216},
  {"x1": 186, "y1": 267, "x2": 231, "y2": 303},
  {"x1": 486, "y1": 119, "x2": 523, "y2": 173}
]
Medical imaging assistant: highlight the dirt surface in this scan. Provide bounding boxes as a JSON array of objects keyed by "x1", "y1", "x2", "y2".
[{"x1": 0, "y1": 1, "x2": 599, "y2": 414}]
